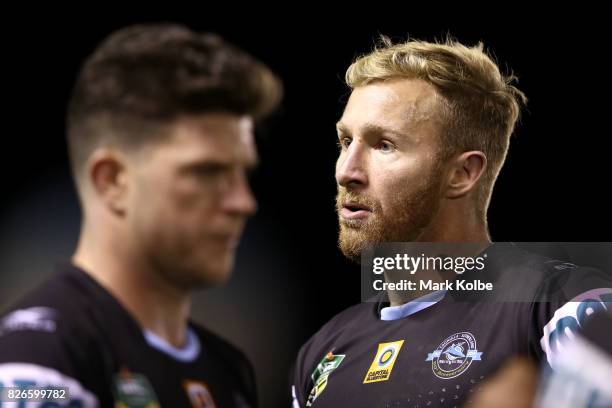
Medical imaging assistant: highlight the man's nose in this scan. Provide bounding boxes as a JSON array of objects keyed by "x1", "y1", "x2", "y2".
[
  {"x1": 222, "y1": 170, "x2": 257, "y2": 216},
  {"x1": 336, "y1": 142, "x2": 368, "y2": 189}
]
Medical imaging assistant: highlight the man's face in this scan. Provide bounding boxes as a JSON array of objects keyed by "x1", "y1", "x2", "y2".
[
  {"x1": 336, "y1": 79, "x2": 445, "y2": 261},
  {"x1": 129, "y1": 113, "x2": 257, "y2": 288}
]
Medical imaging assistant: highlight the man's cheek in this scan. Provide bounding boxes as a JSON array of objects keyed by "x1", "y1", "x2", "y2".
[
  {"x1": 169, "y1": 185, "x2": 212, "y2": 214},
  {"x1": 374, "y1": 180, "x2": 403, "y2": 209}
]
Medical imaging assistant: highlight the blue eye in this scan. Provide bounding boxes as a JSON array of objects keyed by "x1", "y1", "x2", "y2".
[{"x1": 377, "y1": 140, "x2": 395, "y2": 152}]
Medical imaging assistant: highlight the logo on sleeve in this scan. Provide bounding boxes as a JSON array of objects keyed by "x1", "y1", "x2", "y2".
[
  {"x1": 363, "y1": 340, "x2": 405, "y2": 384},
  {"x1": 0, "y1": 307, "x2": 57, "y2": 336},
  {"x1": 426, "y1": 332, "x2": 482, "y2": 379},
  {"x1": 306, "y1": 351, "x2": 345, "y2": 406}
]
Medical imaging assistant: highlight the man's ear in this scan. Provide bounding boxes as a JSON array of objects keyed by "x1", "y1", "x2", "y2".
[
  {"x1": 445, "y1": 151, "x2": 487, "y2": 199},
  {"x1": 87, "y1": 148, "x2": 129, "y2": 215}
]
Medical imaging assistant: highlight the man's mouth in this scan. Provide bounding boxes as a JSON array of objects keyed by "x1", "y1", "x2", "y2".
[
  {"x1": 210, "y1": 231, "x2": 242, "y2": 249},
  {"x1": 340, "y1": 202, "x2": 372, "y2": 220}
]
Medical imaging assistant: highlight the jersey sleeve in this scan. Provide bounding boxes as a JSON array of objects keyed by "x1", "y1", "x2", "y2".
[
  {"x1": 528, "y1": 262, "x2": 612, "y2": 368},
  {"x1": 291, "y1": 340, "x2": 312, "y2": 408},
  {"x1": 0, "y1": 305, "x2": 102, "y2": 407},
  {"x1": 290, "y1": 303, "x2": 365, "y2": 408}
]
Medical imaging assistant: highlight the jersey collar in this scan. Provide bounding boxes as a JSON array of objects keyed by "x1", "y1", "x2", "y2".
[
  {"x1": 379, "y1": 290, "x2": 446, "y2": 321},
  {"x1": 143, "y1": 327, "x2": 201, "y2": 363}
]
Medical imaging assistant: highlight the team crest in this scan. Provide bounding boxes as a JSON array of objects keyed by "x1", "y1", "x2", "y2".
[
  {"x1": 306, "y1": 351, "x2": 345, "y2": 406},
  {"x1": 363, "y1": 340, "x2": 405, "y2": 383},
  {"x1": 426, "y1": 332, "x2": 482, "y2": 379}
]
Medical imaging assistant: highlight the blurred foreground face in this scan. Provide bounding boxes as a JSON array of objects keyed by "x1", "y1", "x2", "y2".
[
  {"x1": 335, "y1": 79, "x2": 445, "y2": 261},
  {"x1": 130, "y1": 113, "x2": 257, "y2": 288}
]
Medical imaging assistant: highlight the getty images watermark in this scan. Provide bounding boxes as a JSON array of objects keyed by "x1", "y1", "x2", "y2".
[
  {"x1": 360, "y1": 242, "x2": 612, "y2": 303},
  {"x1": 371, "y1": 251, "x2": 491, "y2": 292}
]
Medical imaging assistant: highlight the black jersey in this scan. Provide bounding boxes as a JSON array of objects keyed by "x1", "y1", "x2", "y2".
[
  {"x1": 292, "y1": 243, "x2": 612, "y2": 408},
  {"x1": 0, "y1": 262, "x2": 256, "y2": 407}
]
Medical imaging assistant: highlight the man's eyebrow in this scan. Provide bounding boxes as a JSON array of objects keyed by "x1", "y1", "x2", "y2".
[
  {"x1": 180, "y1": 155, "x2": 259, "y2": 171},
  {"x1": 336, "y1": 122, "x2": 407, "y2": 138}
]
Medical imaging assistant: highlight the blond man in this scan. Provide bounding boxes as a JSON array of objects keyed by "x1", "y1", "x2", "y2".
[{"x1": 291, "y1": 37, "x2": 611, "y2": 408}]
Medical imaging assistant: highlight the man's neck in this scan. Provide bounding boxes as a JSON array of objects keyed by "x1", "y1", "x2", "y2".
[
  {"x1": 386, "y1": 211, "x2": 491, "y2": 307},
  {"x1": 72, "y1": 232, "x2": 191, "y2": 348},
  {"x1": 417, "y1": 208, "x2": 491, "y2": 243}
]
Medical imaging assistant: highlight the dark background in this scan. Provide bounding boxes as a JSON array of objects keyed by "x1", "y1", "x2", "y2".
[{"x1": 1, "y1": 10, "x2": 609, "y2": 407}]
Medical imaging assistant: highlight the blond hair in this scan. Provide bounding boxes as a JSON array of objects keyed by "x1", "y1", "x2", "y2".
[{"x1": 346, "y1": 36, "x2": 527, "y2": 215}]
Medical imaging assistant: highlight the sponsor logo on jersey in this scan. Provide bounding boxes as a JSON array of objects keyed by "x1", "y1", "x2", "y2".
[
  {"x1": 0, "y1": 307, "x2": 57, "y2": 336},
  {"x1": 363, "y1": 340, "x2": 405, "y2": 384},
  {"x1": 540, "y1": 287, "x2": 612, "y2": 367},
  {"x1": 183, "y1": 379, "x2": 217, "y2": 407},
  {"x1": 426, "y1": 332, "x2": 482, "y2": 379},
  {"x1": 113, "y1": 368, "x2": 160, "y2": 408},
  {"x1": 306, "y1": 351, "x2": 345, "y2": 406}
]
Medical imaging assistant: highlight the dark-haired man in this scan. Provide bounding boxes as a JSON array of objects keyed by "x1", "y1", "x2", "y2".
[{"x1": 0, "y1": 23, "x2": 281, "y2": 407}]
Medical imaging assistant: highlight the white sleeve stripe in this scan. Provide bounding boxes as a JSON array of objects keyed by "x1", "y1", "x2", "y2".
[
  {"x1": 291, "y1": 385, "x2": 301, "y2": 408},
  {"x1": 0, "y1": 363, "x2": 98, "y2": 407}
]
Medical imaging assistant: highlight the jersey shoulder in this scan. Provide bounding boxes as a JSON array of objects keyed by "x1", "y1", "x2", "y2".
[
  {"x1": 190, "y1": 323, "x2": 251, "y2": 368},
  {"x1": 291, "y1": 301, "x2": 375, "y2": 407},
  {"x1": 495, "y1": 246, "x2": 612, "y2": 366},
  {"x1": 0, "y1": 267, "x2": 100, "y2": 352},
  {"x1": 295, "y1": 300, "x2": 374, "y2": 372},
  {"x1": 483, "y1": 243, "x2": 611, "y2": 302},
  {"x1": 312, "y1": 301, "x2": 375, "y2": 343},
  {"x1": 0, "y1": 267, "x2": 107, "y2": 406},
  {"x1": 190, "y1": 322, "x2": 257, "y2": 404}
]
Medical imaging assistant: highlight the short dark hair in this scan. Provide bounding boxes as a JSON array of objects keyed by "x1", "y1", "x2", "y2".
[{"x1": 67, "y1": 23, "x2": 282, "y2": 175}]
